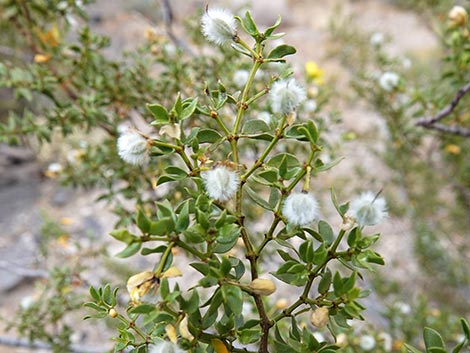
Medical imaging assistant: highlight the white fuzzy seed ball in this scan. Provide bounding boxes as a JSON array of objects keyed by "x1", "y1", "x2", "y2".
[
  {"x1": 201, "y1": 8, "x2": 237, "y2": 46},
  {"x1": 349, "y1": 191, "x2": 387, "y2": 227},
  {"x1": 269, "y1": 78, "x2": 306, "y2": 115},
  {"x1": 202, "y1": 165, "x2": 239, "y2": 202},
  {"x1": 117, "y1": 130, "x2": 150, "y2": 166},
  {"x1": 282, "y1": 192, "x2": 320, "y2": 226}
]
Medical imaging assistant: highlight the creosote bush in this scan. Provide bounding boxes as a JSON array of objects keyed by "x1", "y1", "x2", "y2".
[
  {"x1": 1, "y1": 2, "x2": 469, "y2": 353},
  {"x1": 82, "y1": 7, "x2": 388, "y2": 353}
]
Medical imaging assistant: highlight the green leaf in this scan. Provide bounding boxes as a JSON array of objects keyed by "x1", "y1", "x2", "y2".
[
  {"x1": 278, "y1": 155, "x2": 288, "y2": 180},
  {"x1": 242, "y1": 119, "x2": 270, "y2": 134},
  {"x1": 423, "y1": 327, "x2": 445, "y2": 350},
  {"x1": 264, "y1": 15, "x2": 282, "y2": 37},
  {"x1": 197, "y1": 128, "x2": 223, "y2": 143},
  {"x1": 136, "y1": 209, "x2": 150, "y2": 233},
  {"x1": 312, "y1": 243, "x2": 327, "y2": 265},
  {"x1": 221, "y1": 285, "x2": 243, "y2": 316},
  {"x1": 109, "y1": 229, "x2": 134, "y2": 244},
  {"x1": 216, "y1": 224, "x2": 240, "y2": 244},
  {"x1": 315, "y1": 157, "x2": 344, "y2": 172},
  {"x1": 318, "y1": 221, "x2": 334, "y2": 245},
  {"x1": 268, "y1": 44, "x2": 296, "y2": 60},
  {"x1": 149, "y1": 217, "x2": 174, "y2": 236},
  {"x1": 461, "y1": 318, "x2": 470, "y2": 340},
  {"x1": 257, "y1": 169, "x2": 278, "y2": 183},
  {"x1": 238, "y1": 11, "x2": 259, "y2": 37},
  {"x1": 245, "y1": 186, "x2": 273, "y2": 210},
  {"x1": 404, "y1": 344, "x2": 424, "y2": 353},
  {"x1": 116, "y1": 242, "x2": 141, "y2": 258},
  {"x1": 128, "y1": 304, "x2": 156, "y2": 314},
  {"x1": 183, "y1": 224, "x2": 206, "y2": 243},
  {"x1": 175, "y1": 201, "x2": 190, "y2": 232},
  {"x1": 180, "y1": 98, "x2": 198, "y2": 120},
  {"x1": 318, "y1": 270, "x2": 332, "y2": 294},
  {"x1": 89, "y1": 286, "x2": 100, "y2": 301},
  {"x1": 147, "y1": 103, "x2": 169, "y2": 124}
]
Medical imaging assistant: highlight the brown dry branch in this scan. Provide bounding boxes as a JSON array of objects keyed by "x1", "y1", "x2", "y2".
[{"x1": 415, "y1": 82, "x2": 470, "y2": 137}]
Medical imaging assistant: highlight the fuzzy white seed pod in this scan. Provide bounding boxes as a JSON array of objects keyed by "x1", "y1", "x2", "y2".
[
  {"x1": 201, "y1": 8, "x2": 237, "y2": 46},
  {"x1": 349, "y1": 191, "x2": 387, "y2": 227},
  {"x1": 359, "y1": 335, "x2": 376, "y2": 351},
  {"x1": 149, "y1": 341, "x2": 184, "y2": 353},
  {"x1": 379, "y1": 72, "x2": 399, "y2": 92},
  {"x1": 269, "y1": 78, "x2": 306, "y2": 115},
  {"x1": 370, "y1": 32, "x2": 385, "y2": 47},
  {"x1": 233, "y1": 69, "x2": 250, "y2": 88},
  {"x1": 201, "y1": 165, "x2": 239, "y2": 202},
  {"x1": 303, "y1": 99, "x2": 318, "y2": 113},
  {"x1": 282, "y1": 192, "x2": 320, "y2": 226},
  {"x1": 117, "y1": 130, "x2": 150, "y2": 166}
]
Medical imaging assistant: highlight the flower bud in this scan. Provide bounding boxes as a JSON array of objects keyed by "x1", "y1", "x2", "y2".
[
  {"x1": 249, "y1": 278, "x2": 276, "y2": 296},
  {"x1": 275, "y1": 298, "x2": 289, "y2": 310},
  {"x1": 310, "y1": 306, "x2": 329, "y2": 328},
  {"x1": 108, "y1": 308, "x2": 118, "y2": 318},
  {"x1": 448, "y1": 6, "x2": 468, "y2": 27},
  {"x1": 126, "y1": 271, "x2": 158, "y2": 303}
]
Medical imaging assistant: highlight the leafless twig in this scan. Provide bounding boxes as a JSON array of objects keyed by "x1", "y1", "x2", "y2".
[
  {"x1": 158, "y1": 0, "x2": 195, "y2": 56},
  {"x1": 0, "y1": 335, "x2": 110, "y2": 353},
  {"x1": 415, "y1": 82, "x2": 470, "y2": 137}
]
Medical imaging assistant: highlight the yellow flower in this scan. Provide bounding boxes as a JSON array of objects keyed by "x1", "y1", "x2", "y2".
[
  {"x1": 161, "y1": 266, "x2": 182, "y2": 279},
  {"x1": 34, "y1": 54, "x2": 52, "y2": 63},
  {"x1": 305, "y1": 61, "x2": 325, "y2": 85},
  {"x1": 126, "y1": 271, "x2": 158, "y2": 303},
  {"x1": 36, "y1": 25, "x2": 60, "y2": 47},
  {"x1": 211, "y1": 339, "x2": 229, "y2": 353},
  {"x1": 445, "y1": 144, "x2": 461, "y2": 155},
  {"x1": 165, "y1": 324, "x2": 178, "y2": 343},
  {"x1": 179, "y1": 316, "x2": 193, "y2": 340}
]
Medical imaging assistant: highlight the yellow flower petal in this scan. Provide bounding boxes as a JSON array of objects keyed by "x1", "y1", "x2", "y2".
[
  {"x1": 166, "y1": 324, "x2": 178, "y2": 344},
  {"x1": 161, "y1": 267, "x2": 182, "y2": 279},
  {"x1": 34, "y1": 54, "x2": 52, "y2": 63},
  {"x1": 445, "y1": 144, "x2": 461, "y2": 155},
  {"x1": 211, "y1": 339, "x2": 229, "y2": 353}
]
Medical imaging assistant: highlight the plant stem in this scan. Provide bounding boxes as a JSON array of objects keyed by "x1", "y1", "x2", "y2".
[
  {"x1": 242, "y1": 116, "x2": 287, "y2": 181},
  {"x1": 271, "y1": 230, "x2": 347, "y2": 323},
  {"x1": 154, "y1": 241, "x2": 175, "y2": 276}
]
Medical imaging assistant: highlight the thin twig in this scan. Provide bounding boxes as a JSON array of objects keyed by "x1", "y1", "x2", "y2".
[
  {"x1": 0, "y1": 335, "x2": 111, "y2": 353},
  {"x1": 158, "y1": 0, "x2": 195, "y2": 56},
  {"x1": 415, "y1": 82, "x2": 470, "y2": 137}
]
